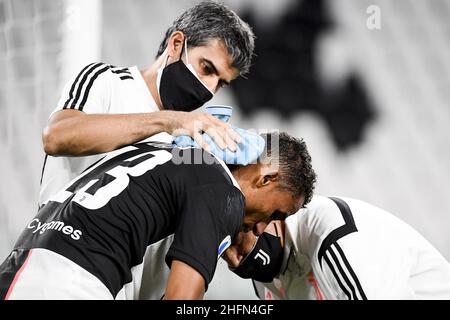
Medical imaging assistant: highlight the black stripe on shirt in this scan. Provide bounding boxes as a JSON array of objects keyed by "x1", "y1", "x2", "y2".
[
  {"x1": 318, "y1": 197, "x2": 358, "y2": 267},
  {"x1": 68, "y1": 62, "x2": 105, "y2": 110},
  {"x1": 323, "y1": 252, "x2": 351, "y2": 300},
  {"x1": 119, "y1": 75, "x2": 134, "y2": 81},
  {"x1": 78, "y1": 65, "x2": 110, "y2": 111},
  {"x1": 63, "y1": 62, "x2": 96, "y2": 109},
  {"x1": 327, "y1": 245, "x2": 358, "y2": 300},
  {"x1": 251, "y1": 280, "x2": 261, "y2": 299},
  {"x1": 318, "y1": 197, "x2": 367, "y2": 300},
  {"x1": 334, "y1": 242, "x2": 367, "y2": 299},
  {"x1": 111, "y1": 68, "x2": 131, "y2": 75},
  {"x1": 39, "y1": 155, "x2": 48, "y2": 186}
]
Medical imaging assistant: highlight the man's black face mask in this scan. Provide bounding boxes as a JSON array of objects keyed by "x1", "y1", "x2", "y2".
[
  {"x1": 231, "y1": 229, "x2": 284, "y2": 283},
  {"x1": 157, "y1": 39, "x2": 213, "y2": 111}
]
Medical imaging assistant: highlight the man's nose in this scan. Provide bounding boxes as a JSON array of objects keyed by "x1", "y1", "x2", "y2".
[
  {"x1": 253, "y1": 221, "x2": 268, "y2": 236},
  {"x1": 201, "y1": 75, "x2": 219, "y2": 93}
]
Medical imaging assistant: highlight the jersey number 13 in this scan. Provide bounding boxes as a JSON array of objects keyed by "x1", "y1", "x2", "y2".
[{"x1": 49, "y1": 144, "x2": 173, "y2": 210}]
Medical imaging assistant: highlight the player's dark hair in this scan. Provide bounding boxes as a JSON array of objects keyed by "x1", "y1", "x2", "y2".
[
  {"x1": 156, "y1": 1, "x2": 255, "y2": 76},
  {"x1": 260, "y1": 132, "x2": 317, "y2": 206}
]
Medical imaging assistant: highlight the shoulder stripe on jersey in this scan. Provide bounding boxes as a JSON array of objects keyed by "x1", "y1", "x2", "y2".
[
  {"x1": 327, "y1": 245, "x2": 358, "y2": 299},
  {"x1": 323, "y1": 244, "x2": 367, "y2": 300},
  {"x1": 63, "y1": 62, "x2": 96, "y2": 109},
  {"x1": 119, "y1": 75, "x2": 134, "y2": 81},
  {"x1": 65, "y1": 62, "x2": 104, "y2": 109},
  {"x1": 323, "y1": 253, "x2": 351, "y2": 299},
  {"x1": 111, "y1": 68, "x2": 131, "y2": 75},
  {"x1": 317, "y1": 197, "x2": 367, "y2": 300},
  {"x1": 318, "y1": 197, "x2": 357, "y2": 267},
  {"x1": 334, "y1": 242, "x2": 367, "y2": 299},
  {"x1": 111, "y1": 68, "x2": 134, "y2": 80},
  {"x1": 78, "y1": 65, "x2": 111, "y2": 111}
]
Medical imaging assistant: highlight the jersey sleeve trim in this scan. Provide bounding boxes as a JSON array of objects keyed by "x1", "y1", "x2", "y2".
[{"x1": 165, "y1": 248, "x2": 212, "y2": 291}]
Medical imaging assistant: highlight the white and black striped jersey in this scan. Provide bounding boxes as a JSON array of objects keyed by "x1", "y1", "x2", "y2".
[
  {"x1": 1, "y1": 142, "x2": 244, "y2": 299},
  {"x1": 253, "y1": 195, "x2": 450, "y2": 300},
  {"x1": 39, "y1": 62, "x2": 170, "y2": 206}
]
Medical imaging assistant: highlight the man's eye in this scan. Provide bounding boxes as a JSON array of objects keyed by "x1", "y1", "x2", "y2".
[{"x1": 202, "y1": 63, "x2": 212, "y2": 75}]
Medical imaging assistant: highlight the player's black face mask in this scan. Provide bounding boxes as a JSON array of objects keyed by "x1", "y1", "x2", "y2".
[
  {"x1": 231, "y1": 229, "x2": 284, "y2": 283},
  {"x1": 156, "y1": 39, "x2": 213, "y2": 112}
]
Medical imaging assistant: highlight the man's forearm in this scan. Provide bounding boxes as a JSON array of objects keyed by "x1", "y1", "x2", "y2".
[{"x1": 43, "y1": 110, "x2": 170, "y2": 156}]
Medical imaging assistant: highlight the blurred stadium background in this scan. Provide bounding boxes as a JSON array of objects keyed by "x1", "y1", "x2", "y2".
[{"x1": 1, "y1": 0, "x2": 449, "y2": 299}]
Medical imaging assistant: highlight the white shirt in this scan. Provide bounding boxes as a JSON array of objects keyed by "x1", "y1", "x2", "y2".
[
  {"x1": 254, "y1": 195, "x2": 450, "y2": 300},
  {"x1": 39, "y1": 62, "x2": 171, "y2": 205}
]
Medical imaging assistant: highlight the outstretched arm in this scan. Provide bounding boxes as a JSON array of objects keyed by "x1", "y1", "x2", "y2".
[{"x1": 43, "y1": 109, "x2": 240, "y2": 156}]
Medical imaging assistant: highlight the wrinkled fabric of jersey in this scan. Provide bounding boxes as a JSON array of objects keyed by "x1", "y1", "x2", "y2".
[{"x1": 173, "y1": 127, "x2": 265, "y2": 166}]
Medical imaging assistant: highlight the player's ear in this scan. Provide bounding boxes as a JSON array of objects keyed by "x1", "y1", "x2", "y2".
[
  {"x1": 255, "y1": 165, "x2": 279, "y2": 188},
  {"x1": 166, "y1": 31, "x2": 185, "y2": 60}
]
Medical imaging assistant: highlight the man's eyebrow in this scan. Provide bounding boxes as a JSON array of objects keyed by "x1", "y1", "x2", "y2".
[{"x1": 203, "y1": 58, "x2": 230, "y2": 86}]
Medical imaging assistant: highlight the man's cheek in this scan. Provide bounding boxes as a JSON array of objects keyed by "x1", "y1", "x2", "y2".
[
  {"x1": 223, "y1": 246, "x2": 241, "y2": 268},
  {"x1": 242, "y1": 232, "x2": 257, "y2": 255}
]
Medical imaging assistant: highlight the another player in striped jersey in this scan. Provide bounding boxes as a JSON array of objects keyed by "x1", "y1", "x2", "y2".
[
  {"x1": 225, "y1": 195, "x2": 450, "y2": 300},
  {"x1": 40, "y1": 2, "x2": 255, "y2": 205}
]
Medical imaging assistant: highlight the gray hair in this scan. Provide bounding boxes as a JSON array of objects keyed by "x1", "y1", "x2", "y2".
[{"x1": 156, "y1": 1, "x2": 255, "y2": 76}]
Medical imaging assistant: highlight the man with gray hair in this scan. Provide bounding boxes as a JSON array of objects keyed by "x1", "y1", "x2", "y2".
[{"x1": 40, "y1": 1, "x2": 255, "y2": 206}]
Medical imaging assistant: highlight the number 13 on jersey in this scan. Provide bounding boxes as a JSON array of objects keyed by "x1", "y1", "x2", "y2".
[{"x1": 48, "y1": 145, "x2": 173, "y2": 210}]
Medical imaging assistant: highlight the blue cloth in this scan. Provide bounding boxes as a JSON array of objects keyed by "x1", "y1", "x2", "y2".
[{"x1": 173, "y1": 127, "x2": 265, "y2": 166}]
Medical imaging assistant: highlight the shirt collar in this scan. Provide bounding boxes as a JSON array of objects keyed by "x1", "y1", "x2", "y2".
[
  {"x1": 128, "y1": 66, "x2": 159, "y2": 112},
  {"x1": 213, "y1": 154, "x2": 241, "y2": 191}
]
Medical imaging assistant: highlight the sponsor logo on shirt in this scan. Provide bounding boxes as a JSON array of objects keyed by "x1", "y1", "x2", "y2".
[
  {"x1": 27, "y1": 218, "x2": 82, "y2": 241},
  {"x1": 254, "y1": 249, "x2": 270, "y2": 265}
]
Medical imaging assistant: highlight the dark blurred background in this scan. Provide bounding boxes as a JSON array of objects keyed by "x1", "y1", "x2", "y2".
[{"x1": 2, "y1": 0, "x2": 450, "y2": 298}]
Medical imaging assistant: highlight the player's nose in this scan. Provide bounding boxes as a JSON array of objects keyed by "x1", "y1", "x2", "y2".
[{"x1": 201, "y1": 75, "x2": 220, "y2": 93}]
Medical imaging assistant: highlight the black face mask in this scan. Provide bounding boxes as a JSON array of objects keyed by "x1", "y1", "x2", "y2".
[
  {"x1": 157, "y1": 40, "x2": 213, "y2": 111},
  {"x1": 231, "y1": 231, "x2": 284, "y2": 283}
]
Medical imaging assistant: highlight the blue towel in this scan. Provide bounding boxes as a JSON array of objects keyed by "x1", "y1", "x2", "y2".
[{"x1": 173, "y1": 127, "x2": 265, "y2": 166}]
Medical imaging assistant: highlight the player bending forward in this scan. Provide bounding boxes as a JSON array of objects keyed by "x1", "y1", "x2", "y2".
[
  {"x1": 0, "y1": 132, "x2": 316, "y2": 300},
  {"x1": 225, "y1": 195, "x2": 450, "y2": 300}
]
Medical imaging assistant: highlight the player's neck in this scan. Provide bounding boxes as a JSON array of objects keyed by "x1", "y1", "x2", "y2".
[
  {"x1": 228, "y1": 165, "x2": 251, "y2": 189},
  {"x1": 140, "y1": 58, "x2": 165, "y2": 110}
]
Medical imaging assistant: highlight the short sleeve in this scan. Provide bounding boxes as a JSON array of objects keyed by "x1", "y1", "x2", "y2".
[
  {"x1": 51, "y1": 62, "x2": 112, "y2": 118},
  {"x1": 165, "y1": 183, "x2": 244, "y2": 289}
]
